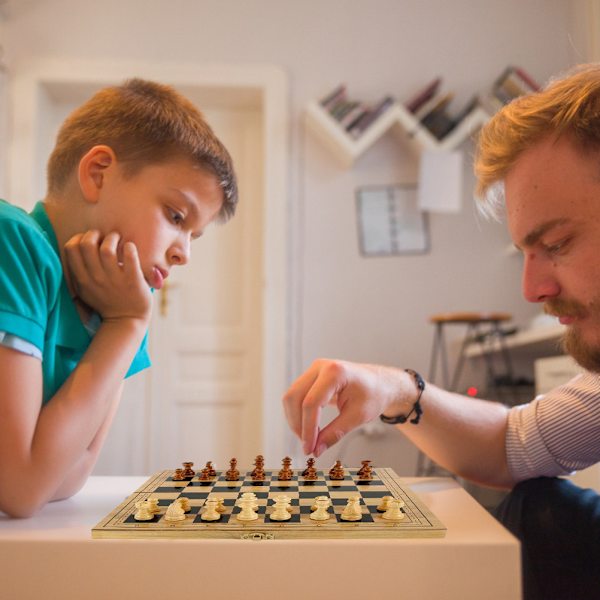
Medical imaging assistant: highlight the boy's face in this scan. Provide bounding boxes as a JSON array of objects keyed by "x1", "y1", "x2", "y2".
[{"x1": 92, "y1": 157, "x2": 224, "y2": 289}]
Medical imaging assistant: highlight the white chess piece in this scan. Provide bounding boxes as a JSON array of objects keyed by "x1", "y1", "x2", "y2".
[
  {"x1": 382, "y1": 498, "x2": 405, "y2": 521},
  {"x1": 134, "y1": 500, "x2": 154, "y2": 521},
  {"x1": 237, "y1": 492, "x2": 259, "y2": 512},
  {"x1": 311, "y1": 495, "x2": 331, "y2": 511},
  {"x1": 176, "y1": 497, "x2": 191, "y2": 512},
  {"x1": 270, "y1": 496, "x2": 292, "y2": 521},
  {"x1": 147, "y1": 497, "x2": 160, "y2": 514},
  {"x1": 164, "y1": 500, "x2": 186, "y2": 522},
  {"x1": 236, "y1": 496, "x2": 259, "y2": 521},
  {"x1": 340, "y1": 495, "x2": 362, "y2": 521},
  {"x1": 377, "y1": 495, "x2": 393, "y2": 512},
  {"x1": 310, "y1": 496, "x2": 331, "y2": 521},
  {"x1": 201, "y1": 498, "x2": 221, "y2": 521}
]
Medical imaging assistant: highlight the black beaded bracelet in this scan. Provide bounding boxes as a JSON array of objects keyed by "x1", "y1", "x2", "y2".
[{"x1": 379, "y1": 369, "x2": 425, "y2": 425}]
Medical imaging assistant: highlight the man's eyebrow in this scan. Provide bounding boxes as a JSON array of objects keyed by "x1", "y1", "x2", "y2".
[{"x1": 518, "y1": 218, "x2": 570, "y2": 249}]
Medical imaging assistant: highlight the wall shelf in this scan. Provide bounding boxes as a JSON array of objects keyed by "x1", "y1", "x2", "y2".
[{"x1": 305, "y1": 99, "x2": 490, "y2": 168}]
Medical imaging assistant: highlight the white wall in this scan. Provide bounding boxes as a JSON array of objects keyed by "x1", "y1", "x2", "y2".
[{"x1": 0, "y1": 0, "x2": 586, "y2": 473}]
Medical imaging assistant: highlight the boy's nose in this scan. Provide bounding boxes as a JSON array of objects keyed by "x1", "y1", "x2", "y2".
[{"x1": 167, "y1": 239, "x2": 190, "y2": 266}]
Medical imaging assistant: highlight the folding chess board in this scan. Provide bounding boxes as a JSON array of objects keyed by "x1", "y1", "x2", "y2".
[{"x1": 92, "y1": 467, "x2": 446, "y2": 540}]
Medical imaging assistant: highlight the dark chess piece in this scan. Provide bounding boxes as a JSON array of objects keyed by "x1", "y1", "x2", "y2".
[
  {"x1": 357, "y1": 460, "x2": 373, "y2": 480},
  {"x1": 205, "y1": 461, "x2": 216, "y2": 477},
  {"x1": 172, "y1": 468, "x2": 185, "y2": 481},
  {"x1": 278, "y1": 456, "x2": 293, "y2": 481},
  {"x1": 225, "y1": 458, "x2": 240, "y2": 481},
  {"x1": 182, "y1": 462, "x2": 195, "y2": 478},
  {"x1": 302, "y1": 458, "x2": 318, "y2": 481},
  {"x1": 329, "y1": 460, "x2": 345, "y2": 480}
]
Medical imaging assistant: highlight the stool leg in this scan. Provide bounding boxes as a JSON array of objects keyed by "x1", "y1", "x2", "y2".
[{"x1": 450, "y1": 323, "x2": 475, "y2": 392}]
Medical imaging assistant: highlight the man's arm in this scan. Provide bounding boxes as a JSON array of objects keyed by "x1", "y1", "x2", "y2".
[{"x1": 283, "y1": 359, "x2": 515, "y2": 489}]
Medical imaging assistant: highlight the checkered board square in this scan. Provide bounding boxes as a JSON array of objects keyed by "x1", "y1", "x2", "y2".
[{"x1": 92, "y1": 467, "x2": 446, "y2": 539}]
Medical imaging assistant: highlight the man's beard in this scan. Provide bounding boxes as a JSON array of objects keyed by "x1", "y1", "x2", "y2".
[{"x1": 545, "y1": 298, "x2": 600, "y2": 373}]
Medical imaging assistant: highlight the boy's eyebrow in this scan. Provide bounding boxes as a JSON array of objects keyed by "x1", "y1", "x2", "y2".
[
  {"x1": 171, "y1": 188, "x2": 200, "y2": 218},
  {"x1": 517, "y1": 218, "x2": 570, "y2": 250}
]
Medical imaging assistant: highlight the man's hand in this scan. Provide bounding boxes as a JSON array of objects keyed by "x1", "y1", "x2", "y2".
[
  {"x1": 64, "y1": 230, "x2": 152, "y2": 324},
  {"x1": 282, "y1": 359, "x2": 412, "y2": 457}
]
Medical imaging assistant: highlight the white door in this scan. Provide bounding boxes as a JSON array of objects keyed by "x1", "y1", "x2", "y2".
[{"x1": 147, "y1": 105, "x2": 264, "y2": 472}]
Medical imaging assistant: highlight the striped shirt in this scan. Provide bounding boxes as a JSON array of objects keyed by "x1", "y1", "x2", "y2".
[{"x1": 506, "y1": 371, "x2": 600, "y2": 481}]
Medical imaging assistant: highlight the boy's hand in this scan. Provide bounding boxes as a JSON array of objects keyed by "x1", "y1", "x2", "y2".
[{"x1": 64, "y1": 230, "x2": 152, "y2": 324}]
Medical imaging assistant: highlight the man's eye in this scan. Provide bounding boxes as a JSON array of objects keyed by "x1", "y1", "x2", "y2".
[{"x1": 544, "y1": 238, "x2": 570, "y2": 254}]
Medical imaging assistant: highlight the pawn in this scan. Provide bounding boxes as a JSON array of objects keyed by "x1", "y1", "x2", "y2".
[
  {"x1": 205, "y1": 461, "x2": 217, "y2": 477},
  {"x1": 236, "y1": 496, "x2": 259, "y2": 521},
  {"x1": 381, "y1": 498, "x2": 405, "y2": 522},
  {"x1": 310, "y1": 496, "x2": 331, "y2": 521},
  {"x1": 357, "y1": 460, "x2": 373, "y2": 480},
  {"x1": 225, "y1": 458, "x2": 240, "y2": 481},
  {"x1": 311, "y1": 495, "x2": 331, "y2": 511},
  {"x1": 237, "y1": 492, "x2": 259, "y2": 512},
  {"x1": 278, "y1": 456, "x2": 293, "y2": 481},
  {"x1": 340, "y1": 495, "x2": 363, "y2": 521},
  {"x1": 270, "y1": 496, "x2": 292, "y2": 521},
  {"x1": 164, "y1": 500, "x2": 186, "y2": 522},
  {"x1": 302, "y1": 458, "x2": 318, "y2": 480},
  {"x1": 198, "y1": 467, "x2": 212, "y2": 481},
  {"x1": 377, "y1": 495, "x2": 394, "y2": 512},
  {"x1": 172, "y1": 468, "x2": 185, "y2": 481},
  {"x1": 134, "y1": 500, "x2": 154, "y2": 521},
  {"x1": 329, "y1": 460, "x2": 345, "y2": 480},
  {"x1": 201, "y1": 498, "x2": 221, "y2": 522},
  {"x1": 250, "y1": 454, "x2": 265, "y2": 477},
  {"x1": 214, "y1": 497, "x2": 226, "y2": 514}
]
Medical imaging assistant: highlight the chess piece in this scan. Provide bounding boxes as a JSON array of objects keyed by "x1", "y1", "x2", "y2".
[
  {"x1": 302, "y1": 458, "x2": 318, "y2": 480},
  {"x1": 311, "y1": 495, "x2": 331, "y2": 511},
  {"x1": 177, "y1": 497, "x2": 191, "y2": 513},
  {"x1": 147, "y1": 497, "x2": 160, "y2": 514},
  {"x1": 250, "y1": 454, "x2": 265, "y2": 477},
  {"x1": 357, "y1": 460, "x2": 373, "y2": 480},
  {"x1": 236, "y1": 496, "x2": 259, "y2": 521},
  {"x1": 270, "y1": 496, "x2": 292, "y2": 521},
  {"x1": 201, "y1": 498, "x2": 221, "y2": 521},
  {"x1": 251, "y1": 466, "x2": 265, "y2": 481},
  {"x1": 237, "y1": 492, "x2": 259, "y2": 512},
  {"x1": 340, "y1": 495, "x2": 363, "y2": 521},
  {"x1": 214, "y1": 497, "x2": 226, "y2": 513},
  {"x1": 381, "y1": 498, "x2": 405, "y2": 521},
  {"x1": 377, "y1": 495, "x2": 394, "y2": 512},
  {"x1": 278, "y1": 456, "x2": 293, "y2": 481},
  {"x1": 205, "y1": 461, "x2": 216, "y2": 477},
  {"x1": 164, "y1": 500, "x2": 186, "y2": 522},
  {"x1": 182, "y1": 462, "x2": 195, "y2": 478},
  {"x1": 199, "y1": 467, "x2": 212, "y2": 481},
  {"x1": 310, "y1": 496, "x2": 331, "y2": 521},
  {"x1": 172, "y1": 468, "x2": 185, "y2": 481},
  {"x1": 329, "y1": 460, "x2": 345, "y2": 480},
  {"x1": 134, "y1": 500, "x2": 154, "y2": 521},
  {"x1": 225, "y1": 458, "x2": 240, "y2": 481}
]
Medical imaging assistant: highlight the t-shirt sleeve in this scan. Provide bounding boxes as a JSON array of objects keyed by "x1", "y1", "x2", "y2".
[
  {"x1": 0, "y1": 216, "x2": 59, "y2": 352},
  {"x1": 506, "y1": 371, "x2": 600, "y2": 481},
  {"x1": 126, "y1": 330, "x2": 151, "y2": 378}
]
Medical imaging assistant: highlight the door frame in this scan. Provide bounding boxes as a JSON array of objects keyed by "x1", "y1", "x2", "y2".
[{"x1": 7, "y1": 58, "x2": 289, "y2": 463}]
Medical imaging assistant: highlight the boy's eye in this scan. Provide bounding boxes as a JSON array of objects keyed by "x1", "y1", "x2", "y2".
[{"x1": 168, "y1": 209, "x2": 184, "y2": 225}]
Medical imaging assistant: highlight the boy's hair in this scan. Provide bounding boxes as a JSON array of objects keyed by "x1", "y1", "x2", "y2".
[
  {"x1": 474, "y1": 63, "x2": 600, "y2": 218},
  {"x1": 47, "y1": 78, "x2": 238, "y2": 221}
]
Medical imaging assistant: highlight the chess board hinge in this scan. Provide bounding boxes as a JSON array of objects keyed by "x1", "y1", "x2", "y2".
[{"x1": 240, "y1": 532, "x2": 275, "y2": 541}]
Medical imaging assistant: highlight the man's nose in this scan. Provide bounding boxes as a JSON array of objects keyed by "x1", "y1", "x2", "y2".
[{"x1": 521, "y1": 253, "x2": 560, "y2": 303}]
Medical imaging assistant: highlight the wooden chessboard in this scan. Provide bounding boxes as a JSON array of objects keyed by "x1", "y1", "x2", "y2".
[{"x1": 92, "y1": 467, "x2": 446, "y2": 540}]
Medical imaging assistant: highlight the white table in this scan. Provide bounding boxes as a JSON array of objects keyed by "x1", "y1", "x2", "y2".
[{"x1": 0, "y1": 476, "x2": 521, "y2": 600}]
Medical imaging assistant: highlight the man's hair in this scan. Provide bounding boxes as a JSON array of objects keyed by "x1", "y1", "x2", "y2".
[
  {"x1": 47, "y1": 78, "x2": 238, "y2": 221},
  {"x1": 474, "y1": 63, "x2": 600, "y2": 217}
]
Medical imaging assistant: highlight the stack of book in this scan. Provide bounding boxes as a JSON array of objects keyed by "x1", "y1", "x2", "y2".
[
  {"x1": 405, "y1": 77, "x2": 479, "y2": 140},
  {"x1": 319, "y1": 85, "x2": 395, "y2": 139},
  {"x1": 480, "y1": 66, "x2": 540, "y2": 113}
]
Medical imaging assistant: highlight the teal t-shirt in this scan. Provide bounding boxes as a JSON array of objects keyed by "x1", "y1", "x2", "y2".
[{"x1": 0, "y1": 200, "x2": 151, "y2": 404}]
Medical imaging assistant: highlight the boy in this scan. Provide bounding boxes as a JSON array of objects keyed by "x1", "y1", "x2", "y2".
[{"x1": 0, "y1": 78, "x2": 237, "y2": 518}]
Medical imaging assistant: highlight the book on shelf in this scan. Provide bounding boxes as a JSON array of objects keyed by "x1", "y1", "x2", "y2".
[
  {"x1": 404, "y1": 77, "x2": 442, "y2": 114},
  {"x1": 319, "y1": 84, "x2": 347, "y2": 110},
  {"x1": 348, "y1": 95, "x2": 395, "y2": 138},
  {"x1": 492, "y1": 66, "x2": 539, "y2": 106}
]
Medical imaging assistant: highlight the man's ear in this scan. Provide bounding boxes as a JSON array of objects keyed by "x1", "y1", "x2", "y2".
[{"x1": 78, "y1": 145, "x2": 117, "y2": 203}]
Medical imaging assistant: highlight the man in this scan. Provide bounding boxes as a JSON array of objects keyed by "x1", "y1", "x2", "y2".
[{"x1": 283, "y1": 64, "x2": 600, "y2": 599}]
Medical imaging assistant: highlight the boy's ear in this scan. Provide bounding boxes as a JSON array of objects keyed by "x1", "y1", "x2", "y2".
[{"x1": 78, "y1": 145, "x2": 117, "y2": 203}]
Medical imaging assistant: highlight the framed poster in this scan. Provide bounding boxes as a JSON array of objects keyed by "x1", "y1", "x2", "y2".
[{"x1": 356, "y1": 185, "x2": 429, "y2": 257}]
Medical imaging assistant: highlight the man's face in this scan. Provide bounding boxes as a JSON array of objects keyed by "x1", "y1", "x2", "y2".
[
  {"x1": 505, "y1": 135, "x2": 600, "y2": 372},
  {"x1": 92, "y1": 157, "x2": 224, "y2": 290}
]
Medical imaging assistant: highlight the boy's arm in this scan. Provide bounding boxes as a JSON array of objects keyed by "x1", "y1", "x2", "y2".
[
  {"x1": 0, "y1": 232, "x2": 151, "y2": 518},
  {"x1": 283, "y1": 359, "x2": 514, "y2": 489},
  {"x1": 0, "y1": 318, "x2": 146, "y2": 517},
  {"x1": 50, "y1": 382, "x2": 124, "y2": 502}
]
